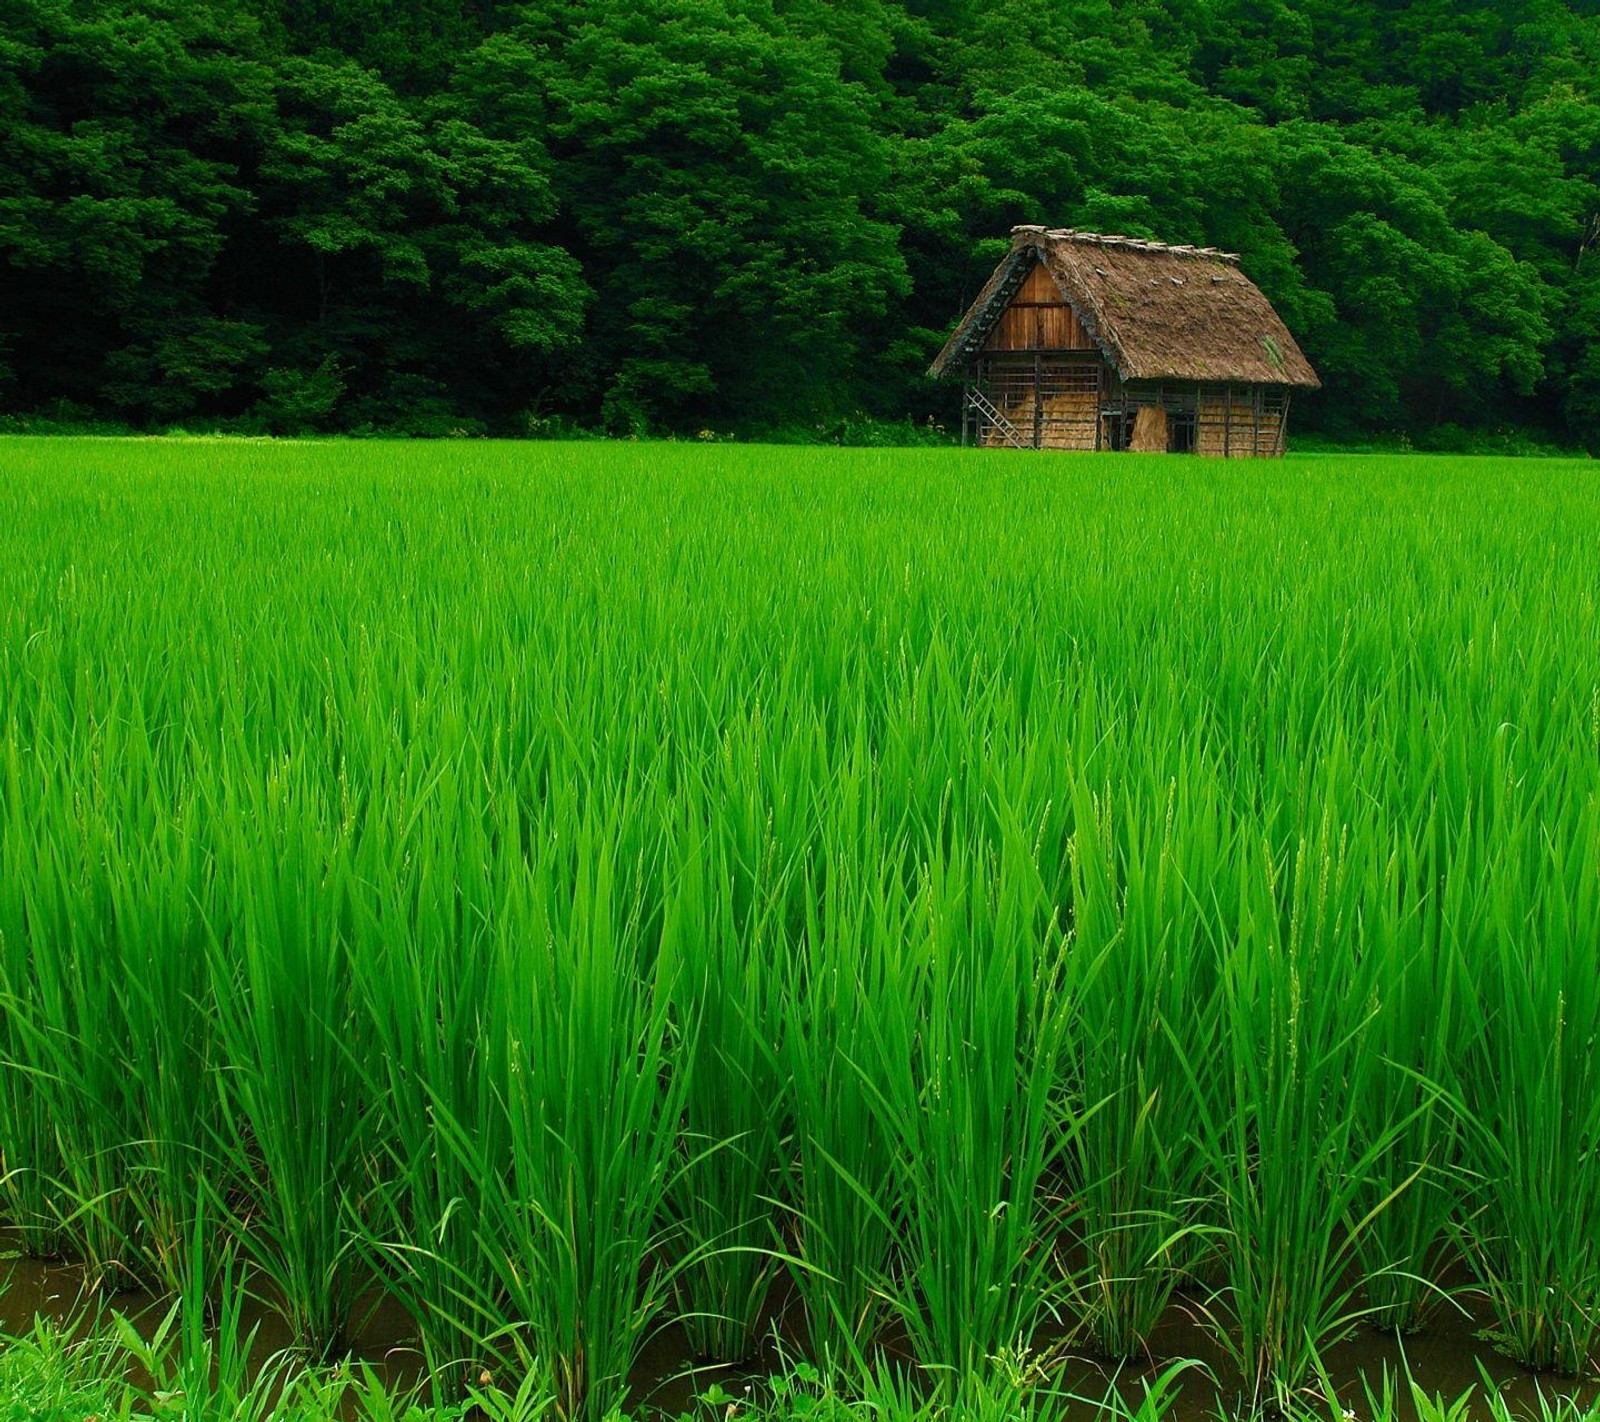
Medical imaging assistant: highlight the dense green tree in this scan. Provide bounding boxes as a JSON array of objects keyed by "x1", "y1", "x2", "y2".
[
  {"x1": 253, "y1": 0, "x2": 495, "y2": 91},
  {"x1": 0, "y1": 0, "x2": 269, "y2": 419},
  {"x1": 1267, "y1": 125, "x2": 1551, "y2": 430},
  {"x1": 242, "y1": 51, "x2": 584, "y2": 431},
  {"x1": 2, "y1": 0, "x2": 1600, "y2": 446},
  {"x1": 516, "y1": 0, "x2": 906, "y2": 431},
  {"x1": 1193, "y1": 0, "x2": 1314, "y2": 121}
]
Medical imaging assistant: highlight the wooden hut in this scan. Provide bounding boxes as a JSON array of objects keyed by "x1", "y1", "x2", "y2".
[{"x1": 929, "y1": 226, "x2": 1320, "y2": 455}]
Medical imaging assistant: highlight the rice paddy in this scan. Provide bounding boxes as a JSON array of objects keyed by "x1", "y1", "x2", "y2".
[{"x1": 1, "y1": 436, "x2": 1599, "y2": 1420}]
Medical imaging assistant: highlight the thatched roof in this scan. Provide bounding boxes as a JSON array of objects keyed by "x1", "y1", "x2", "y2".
[{"x1": 929, "y1": 226, "x2": 1320, "y2": 388}]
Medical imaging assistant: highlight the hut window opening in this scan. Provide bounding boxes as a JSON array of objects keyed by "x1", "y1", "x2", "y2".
[{"x1": 1167, "y1": 410, "x2": 1197, "y2": 454}]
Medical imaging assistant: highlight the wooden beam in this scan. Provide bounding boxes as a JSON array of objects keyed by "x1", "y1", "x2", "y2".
[{"x1": 1032, "y1": 351, "x2": 1043, "y2": 450}]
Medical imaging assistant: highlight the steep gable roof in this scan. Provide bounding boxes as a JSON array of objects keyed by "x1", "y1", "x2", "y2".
[{"x1": 929, "y1": 226, "x2": 1321, "y2": 389}]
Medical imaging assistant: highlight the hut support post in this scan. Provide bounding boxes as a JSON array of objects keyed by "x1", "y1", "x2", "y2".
[
  {"x1": 1275, "y1": 393, "x2": 1291, "y2": 457},
  {"x1": 1032, "y1": 352, "x2": 1043, "y2": 450},
  {"x1": 961, "y1": 377, "x2": 970, "y2": 447}
]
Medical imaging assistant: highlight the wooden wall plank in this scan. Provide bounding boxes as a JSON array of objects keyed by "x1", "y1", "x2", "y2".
[{"x1": 982, "y1": 261, "x2": 1094, "y2": 351}]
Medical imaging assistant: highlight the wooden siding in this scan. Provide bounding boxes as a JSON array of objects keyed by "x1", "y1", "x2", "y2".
[
  {"x1": 974, "y1": 355, "x2": 1101, "y2": 450},
  {"x1": 982, "y1": 261, "x2": 1094, "y2": 353},
  {"x1": 1037, "y1": 386, "x2": 1099, "y2": 449},
  {"x1": 964, "y1": 366, "x2": 1291, "y2": 457},
  {"x1": 1196, "y1": 385, "x2": 1287, "y2": 457}
]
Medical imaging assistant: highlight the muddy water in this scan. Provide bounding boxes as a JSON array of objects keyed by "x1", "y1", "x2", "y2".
[
  {"x1": 3, "y1": 1238, "x2": 1597, "y2": 1420},
  {"x1": 0, "y1": 1237, "x2": 426, "y2": 1402}
]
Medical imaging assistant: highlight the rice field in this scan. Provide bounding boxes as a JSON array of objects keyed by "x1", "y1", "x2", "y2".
[{"x1": 1, "y1": 436, "x2": 1599, "y2": 1420}]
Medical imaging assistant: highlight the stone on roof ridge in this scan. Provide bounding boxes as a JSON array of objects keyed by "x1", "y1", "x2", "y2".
[{"x1": 1011, "y1": 224, "x2": 1239, "y2": 264}]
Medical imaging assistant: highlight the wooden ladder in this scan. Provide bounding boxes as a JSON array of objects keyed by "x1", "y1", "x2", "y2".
[{"x1": 966, "y1": 386, "x2": 1032, "y2": 450}]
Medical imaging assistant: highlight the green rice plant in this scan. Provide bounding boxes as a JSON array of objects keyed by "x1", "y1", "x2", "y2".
[
  {"x1": 0, "y1": 1034, "x2": 67, "y2": 1257},
  {"x1": 118, "y1": 1256, "x2": 447, "y2": 1422},
  {"x1": 5, "y1": 440, "x2": 1600, "y2": 1422},
  {"x1": 468, "y1": 1343, "x2": 558, "y2": 1422},
  {"x1": 663, "y1": 811, "x2": 793, "y2": 1364},
  {"x1": 783, "y1": 1353, "x2": 1195, "y2": 1422},
  {"x1": 0, "y1": 788, "x2": 145, "y2": 1290},
  {"x1": 0, "y1": 1308, "x2": 471, "y2": 1422},
  {"x1": 699, "y1": 1350, "x2": 1142, "y2": 1422},
  {"x1": 206, "y1": 762, "x2": 370, "y2": 1359},
  {"x1": 847, "y1": 1351, "x2": 1061, "y2": 1422},
  {"x1": 96, "y1": 776, "x2": 229, "y2": 1299},
  {"x1": 1347, "y1": 833, "x2": 1465, "y2": 1335},
  {"x1": 1457, "y1": 802, "x2": 1600, "y2": 1375},
  {"x1": 870, "y1": 826, "x2": 1084, "y2": 1399},
  {"x1": 1179, "y1": 820, "x2": 1415, "y2": 1415},
  {"x1": 1321, "y1": 1358, "x2": 1600, "y2": 1422},
  {"x1": 0, "y1": 687, "x2": 227, "y2": 1296},
  {"x1": 1064, "y1": 1361, "x2": 1201, "y2": 1421},
  {"x1": 0, "y1": 747, "x2": 72, "y2": 1257},
  {"x1": 1483, "y1": 1384, "x2": 1600, "y2": 1422},
  {"x1": 352, "y1": 746, "x2": 512, "y2": 1404},
  {"x1": 782, "y1": 832, "x2": 919, "y2": 1380},
  {"x1": 467, "y1": 805, "x2": 690, "y2": 1421},
  {"x1": 114, "y1": 1200, "x2": 291, "y2": 1422},
  {"x1": 1062, "y1": 771, "x2": 1229, "y2": 1358},
  {"x1": 1351, "y1": 1369, "x2": 1474, "y2": 1422}
]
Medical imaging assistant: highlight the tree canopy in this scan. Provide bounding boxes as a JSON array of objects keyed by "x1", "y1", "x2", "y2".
[{"x1": 3, "y1": 0, "x2": 1599, "y2": 447}]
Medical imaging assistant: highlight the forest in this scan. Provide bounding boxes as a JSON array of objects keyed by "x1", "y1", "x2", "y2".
[{"x1": 2, "y1": 0, "x2": 1599, "y2": 448}]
